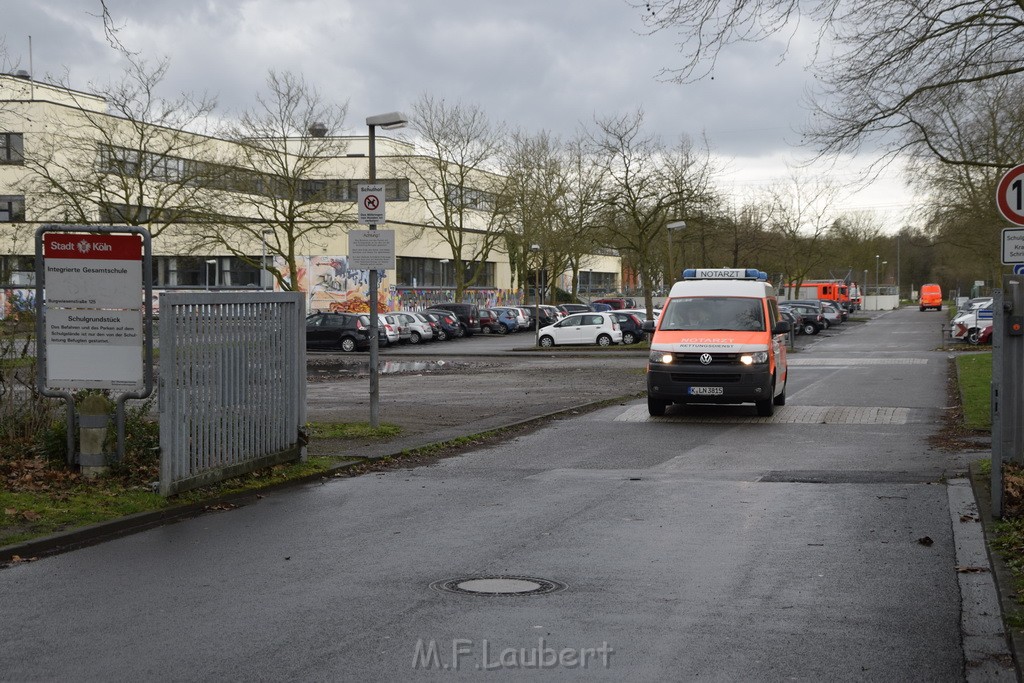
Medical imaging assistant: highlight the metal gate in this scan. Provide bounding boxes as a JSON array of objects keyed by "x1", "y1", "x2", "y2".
[{"x1": 158, "y1": 292, "x2": 306, "y2": 496}]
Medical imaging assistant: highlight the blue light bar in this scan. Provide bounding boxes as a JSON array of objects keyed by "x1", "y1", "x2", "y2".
[{"x1": 682, "y1": 268, "x2": 768, "y2": 281}]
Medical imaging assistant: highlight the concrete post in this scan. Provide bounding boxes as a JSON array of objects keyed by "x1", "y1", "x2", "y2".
[{"x1": 78, "y1": 393, "x2": 111, "y2": 478}]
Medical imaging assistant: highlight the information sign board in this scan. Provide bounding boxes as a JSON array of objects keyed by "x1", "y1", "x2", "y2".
[{"x1": 349, "y1": 230, "x2": 396, "y2": 270}]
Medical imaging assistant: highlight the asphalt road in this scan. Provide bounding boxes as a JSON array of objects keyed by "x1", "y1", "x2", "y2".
[{"x1": 0, "y1": 309, "x2": 1014, "y2": 681}]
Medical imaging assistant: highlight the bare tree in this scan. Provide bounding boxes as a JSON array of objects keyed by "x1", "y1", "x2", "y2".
[
  {"x1": 402, "y1": 95, "x2": 507, "y2": 301},
  {"x1": 633, "y1": 0, "x2": 1024, "y2": 169},
  {"x1": 205, "y1": 70, "x2": 352, "y2": 291},
  {"x1": 763, "y1": 169, "x2": 842, "y2": 289},
  {"x1": 588, "y1": 109, "x2": 717, "y2": 315},
  {"x1": 17, "y1": 57, "x2": 221, "y2": 238}
]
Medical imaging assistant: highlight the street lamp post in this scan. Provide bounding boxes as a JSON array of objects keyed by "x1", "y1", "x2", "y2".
[
  {"x1": 531, "y1": 244, "x2": 541, "y2": 346},
  {"x1": 874, "y1": 254, "x2": 880, "y2": 310},
  {"x1": 666, "y1": 220, "x2": 687, "y2": 288},
  {"x1": 365, "y1": 111, "x2": 408, "y2": 428}
]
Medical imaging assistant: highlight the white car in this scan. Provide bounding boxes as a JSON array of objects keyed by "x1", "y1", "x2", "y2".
[
  {"x1": 950, "y1": 298, "x2": 993, "y2": 340},
  {"x1": 382, "y1": 313, "x2": 408, "y2": 344},
  {"x1": 394, "y1": 311, "x2": 434, "y2": 344},
  {"x1": 537, "y1": 312, "x2": 623, "y2": 347}
]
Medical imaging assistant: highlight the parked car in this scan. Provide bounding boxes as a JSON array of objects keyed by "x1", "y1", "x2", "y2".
[
  {"x1": 591, "y1": 302, "x2": 613, "y2": 312},
  {"x1": 778, "y1": 308, "x2": 801, "y2": 337},
  {"x1": 537, "y1": 304, "x2": 562, "y2": 328},
  {"x1": 493, "y1": 306, "x2": 530, "y2": 331},
  {"x1": 378, "y1": 315, "x2": 400, "y2": 346},
  {"x1": 427, "y1": 302, "x2": 482, "y2": 336},
  {"x1": 394, "y1": 311, "x2": 434, "y2": 344},
  {"x1": 820, "y1": 301, "x2": 843, "y2": 327},
  {"x1": 558, "y1": 303, "x2": 591, "y2": 315},
  {"x1": 786, "y1": 300, "x2": 831, "y2": 328},
  {"x1": 306, "y1": 312, "x2": 372, "y2": 352},
  {"x1": 820, "y1": 298, "x2": 849, "y2": 320},
  {"x1": 479, "y1": 308, "x2": 503, "y2": 334},
  {"x1": 782, "y1": 303, "x2": 824, "y2": 335},
  {"x1": 383, "y1": 313, "x2": 411, "y2": 344},
  {"x1": 592, "y1": 297, "x2": 632, "y2": 310},
  {"x1": 617, "y1": 307, "x2": 661, "y2": 322},
  {"x1": 492, "y1": 308, "x2": 519, "y2": 334},
  {"x1": 422, "y1": 309, "x2": 462, "y2": 341},
  {"x1": 611, "y1": 311, "x2": 646, "y2": 344},
  {"x1": 537, "y1": 312, "x2": 623, "y2": 347},
  {"x1": 952, "y1": 303, "x2": 994, "y2": 342}
]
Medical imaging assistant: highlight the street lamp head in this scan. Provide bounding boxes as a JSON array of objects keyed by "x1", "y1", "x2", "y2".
[
  {"x1": 366, "y1": 111, "x2": 409, "y2": 129},
  {"x1": 667, "y1": 221, "x2": 687, "y2": 231},
  {"x1": 530, "y1": 244, "x2": 540, "y2": 252}
]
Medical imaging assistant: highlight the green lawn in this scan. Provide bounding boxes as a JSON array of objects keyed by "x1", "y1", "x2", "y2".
[{"x1": 956, "y1": 352, "x2": 991, "y2": 430}]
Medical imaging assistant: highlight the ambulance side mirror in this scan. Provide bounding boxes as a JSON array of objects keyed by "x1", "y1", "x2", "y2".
[
  {"x1": 772, "y1": 320, "x2": 791, "y2": 335},
  {"x1": 642, "y1": 320, "x2": 656, "y2": 333}
]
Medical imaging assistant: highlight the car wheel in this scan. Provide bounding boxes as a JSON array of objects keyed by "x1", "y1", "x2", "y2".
[
  {"x1": 339, "y1": 336, "x2": 357, "y2": 353},
  {"x1": 920, "y1": 305, "x2": 926, "y2": 311},
  {"x1": 968, "y1": 328, "x2": 982, "y2": 345},
  {"x1": 436, "y1": 329, "x2": 448, "y2": 341},
  {"x1": 455, "y1": 325, "x2": 466, "y2": 338},
  {"x1": 596, "y1": 334, "x2": 612, "y2": 347},
  {"x1": 410, "y1": 331, "x2": 421, "y2": 344},
  {"x1": 497, "y1": 324, "x2": 509, "y2": 335},
  {"x1": 539, "y1": 335, "x2": 555, "y2": 348},
  {"x1": 648, "y1": 396, "x2": 668, "y2": 417},
  {"x1": 622, "y1": 331, "x2": 637, "y2": 345},
  {"x1": 802, "y1": 322, "x2": 816, "y2": 336},
  {"x1": 481, "y1": 325, "x2": 491, "y2": 334}
]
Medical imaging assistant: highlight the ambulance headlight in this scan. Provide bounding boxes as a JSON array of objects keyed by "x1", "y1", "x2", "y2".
[
  {"x1": 649, "y1": 351, "x2": 674, "y2": 364},
  {"x1": 740, "y1": 351, "x2": 768, "y2": 365}
]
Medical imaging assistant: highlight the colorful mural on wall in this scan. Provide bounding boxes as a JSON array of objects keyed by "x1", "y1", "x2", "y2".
[
  {"x1": 1, "y1": 288, "x2": 36, "y2": 319},
  {"x1": 281, "y1": 256, "x2": 525, "y2": 313}
]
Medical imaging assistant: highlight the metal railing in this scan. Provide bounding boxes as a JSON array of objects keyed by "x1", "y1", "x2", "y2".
[{"x1": 158, "y1": 291, "x2": 305, "y2": 496}]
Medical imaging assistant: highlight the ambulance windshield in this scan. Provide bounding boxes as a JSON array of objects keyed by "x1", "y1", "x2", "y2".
[{"x1": 661, "y1": 297, "x2": 765, "y2": 332}]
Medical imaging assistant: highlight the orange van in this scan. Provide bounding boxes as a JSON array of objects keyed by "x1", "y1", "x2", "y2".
[
  {"x1": 919, "y1": 283, "x2": 942, "y2": 311},
  {"x1": 643, "y1": 268, "x2": 790, "y2": 417}
]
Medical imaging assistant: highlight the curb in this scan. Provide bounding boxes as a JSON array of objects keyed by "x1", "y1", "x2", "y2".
[
  {"x1": 970, "y1": 461, "x2": 1024, "y2": 680},
  {"x1": 0, "y1": 393, "x2": 641, "y2": 567}
]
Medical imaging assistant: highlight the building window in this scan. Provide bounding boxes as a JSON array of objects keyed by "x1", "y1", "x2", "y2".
[
  {"x1": 396, "y1": 257, "x2": 494, "y2": 288},
  {"x1": 0, "y1": 195, "x2": 25, "y2": 222},
  {"x1": 155, "y1": 256, "x2": 261, "y2": 288},
  {"x1": 0, "y1": 133, "x2": 24, "y2": 164},
  {"x1": 0, "y1": 255, "x2": 35, "y2": 286}
]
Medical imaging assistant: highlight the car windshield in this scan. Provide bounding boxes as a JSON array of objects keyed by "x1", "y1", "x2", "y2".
[{"x1": 661, "y1": 297, "x2": 765, "y2": 332}]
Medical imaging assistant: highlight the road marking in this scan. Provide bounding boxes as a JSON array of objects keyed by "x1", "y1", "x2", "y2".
[
  {"x1": 617, "y1": 404, "x2": 911, "y2": 424},
  {"x1": 787, "y1": 358, "x2": 928, "y2": 366}
]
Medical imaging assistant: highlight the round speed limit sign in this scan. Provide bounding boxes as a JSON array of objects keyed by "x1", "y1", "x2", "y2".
[{"x1": 997, "y1": 164, "x2": 1024, "y2": 226}]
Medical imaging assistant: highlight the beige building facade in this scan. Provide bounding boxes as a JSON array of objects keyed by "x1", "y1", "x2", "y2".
[{"x1": 0, "y1": 73, "x2": 621, "y2": 318}]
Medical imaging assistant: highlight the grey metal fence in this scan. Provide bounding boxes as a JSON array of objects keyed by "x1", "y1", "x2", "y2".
[{"x1": 158, "y1": 292, "x2": 306, "y2": 496}]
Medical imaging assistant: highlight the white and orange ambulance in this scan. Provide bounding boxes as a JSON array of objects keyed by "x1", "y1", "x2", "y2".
[{"x1": 643, "y1": 268, "x2": 791, "y2": 417}]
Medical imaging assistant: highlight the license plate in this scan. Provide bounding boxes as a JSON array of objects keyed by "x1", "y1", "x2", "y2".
[{"x1": 688, "y1": 386, "x2": 724, "y2": 396}]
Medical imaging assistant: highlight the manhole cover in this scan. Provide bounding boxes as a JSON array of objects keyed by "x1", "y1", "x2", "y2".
[{"x1": 431, "y1": 576, "x2": 566, "y2": 597}]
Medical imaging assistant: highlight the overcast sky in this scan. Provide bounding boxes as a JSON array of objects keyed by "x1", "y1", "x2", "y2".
[{"x1": 4, "y1": 0, "x2": 915, "y2": 227}]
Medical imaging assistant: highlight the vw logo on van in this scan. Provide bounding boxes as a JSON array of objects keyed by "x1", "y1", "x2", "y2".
[{"x1": 699, "y1": 353, "x2": 713, "y2": 365}]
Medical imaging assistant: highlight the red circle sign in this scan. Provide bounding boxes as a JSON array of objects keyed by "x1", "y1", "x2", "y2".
[{"x1": 996, "y1": 164, "x2": 1024, "y2": 226}]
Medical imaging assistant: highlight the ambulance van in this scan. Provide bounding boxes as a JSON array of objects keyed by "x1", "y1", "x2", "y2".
[{"x1": 642, "y1": 268, "x2": 791, "y2": 417}]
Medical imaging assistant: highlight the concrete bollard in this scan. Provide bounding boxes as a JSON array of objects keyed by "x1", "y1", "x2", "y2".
[{"x1": 78, "y1": 393, "x2": 112, "y2": 478}]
